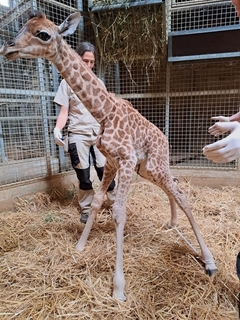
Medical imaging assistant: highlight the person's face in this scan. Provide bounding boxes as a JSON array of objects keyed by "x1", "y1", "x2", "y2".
[
  {"x1": 81, "y1": 51, "x2": 95, "y2": 70},
  {"x1": 232, "y1": 0, "x2": 240, "y2": 17}
]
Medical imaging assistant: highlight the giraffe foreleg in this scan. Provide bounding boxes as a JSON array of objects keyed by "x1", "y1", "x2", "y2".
[
  {"x1": 113, "y1": 203, "x2": 126, "y2": 301},
  {"x1": 165, "y1": 195, "x2": 178, "y2": 229},
  {"x1": 76, "y1": 162, "x2": 117, "y2": 252},
  {"x1": 112, "y1": 162, "x2": 135, "y2": 301}
]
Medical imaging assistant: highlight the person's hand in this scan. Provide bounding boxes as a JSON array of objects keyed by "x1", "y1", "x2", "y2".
[
  {"x1": 203, "y1": 121, "x2": 240, "y2": 163},
  {"x1": 53, "y1": 127, "x2": 65, "y2": 146},
  {"x1": 208, "y1": 121, "x2": 232, "y2": 137},
  {"x1": 211, "y1": 115, "x2": 229, "y2": 122}
]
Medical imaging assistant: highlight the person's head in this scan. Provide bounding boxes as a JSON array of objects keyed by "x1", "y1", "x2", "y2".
[{"x1": 75, "y1": 42, "x2": 96, "y2": 70}]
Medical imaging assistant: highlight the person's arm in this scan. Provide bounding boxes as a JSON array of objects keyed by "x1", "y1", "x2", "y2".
[
  {"x1": 54, "y1": 106, "x2": 68, "y2": 146},
  {"x1": 55, "y1": 106, "x2": 68, "y2": 130},
  {"x1": 229, "y1": 111, "x2": 240, "y2": 122},
  {"x1": 211, "y1": 111, "x2": 240, "y2": 123},
  {"x1": 203, "y1": 121, "x2": 240, "y2": 163}
]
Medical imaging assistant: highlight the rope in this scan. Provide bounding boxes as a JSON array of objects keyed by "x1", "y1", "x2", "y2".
[{"x1": 172, "y1": 226, "x2": 198, "y2": 255}]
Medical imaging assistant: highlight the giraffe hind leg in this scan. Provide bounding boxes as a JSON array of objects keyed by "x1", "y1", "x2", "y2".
[
  {"x1": 139, "y1": 161, "x2": 217, "y2": 276},
  {"x1": 163, "y1": 178, "x2": 217, "y2": 275}
]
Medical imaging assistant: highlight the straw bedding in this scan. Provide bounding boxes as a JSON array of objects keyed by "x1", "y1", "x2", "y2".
[{"x1": 0, "y1": 178, "x2": 239, "y2": 319}]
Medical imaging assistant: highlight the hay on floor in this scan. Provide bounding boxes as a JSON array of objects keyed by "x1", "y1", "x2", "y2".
[{"x1": 0, "y1": 179, "x2": 239, "y2": 319}]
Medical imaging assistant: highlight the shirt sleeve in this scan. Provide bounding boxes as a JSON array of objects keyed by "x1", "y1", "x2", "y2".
[{"x1": 53, "y1": 79, "x2": 71, "y2": 109}]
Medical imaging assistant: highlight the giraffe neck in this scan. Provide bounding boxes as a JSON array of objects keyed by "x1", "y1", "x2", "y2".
[{"x1": 52, "y1": 39, "x2": 115, "y2": 123}]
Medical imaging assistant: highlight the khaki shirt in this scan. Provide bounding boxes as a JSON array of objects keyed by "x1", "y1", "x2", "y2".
[{"x1": 54, "y1": 79, "x2": 103, "y2": 135}]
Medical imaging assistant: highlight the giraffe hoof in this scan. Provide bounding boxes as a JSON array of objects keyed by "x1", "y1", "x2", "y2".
[
  {"x1": 206, "y1": 268, "x2": 218, "y2": 277},
  {"x1": 113, "y1": 292, "x2": 126, "y2": 301},
  {"x1": 164, "y1": 222, "x2": 177, "y2": 230}
]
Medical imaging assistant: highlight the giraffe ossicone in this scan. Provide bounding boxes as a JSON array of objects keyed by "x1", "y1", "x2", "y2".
[{"x1": 0, "y1": 11, "x2": 217, "y2": 301}]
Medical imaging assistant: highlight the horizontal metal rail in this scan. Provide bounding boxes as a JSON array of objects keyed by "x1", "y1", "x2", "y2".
[
  {"x1": 169, "y1": 0, "x2": 231, "y2": 9},
  {"x1": 0, "y1": 88, "x2": 55, "y2": 96},
  {"x1": 0, "y1": 116, "x2": 57, "y2": 121},
  {"x1": 89, "y1": 0, "x2": 163, "y2": 12},
  {"x1": 117, "y1": 88, "x2": 240, "y2": 99}
]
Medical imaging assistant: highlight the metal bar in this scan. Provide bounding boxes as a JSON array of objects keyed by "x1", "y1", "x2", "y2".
[
  {"x1": 37, "y1": 58, "x2": 52, "y2": 176},
  {"x1": 89, "y1": 0, "x2": 163, "y2": 12},
  {"x1": 115, "y1": 62, "x2": 120, "y2": 94},
  {"x1": 170, "y1": 0, "x2": 231, "y2": 9},
  {"x1": 0, "y1": 116, "x2": 56, "y2": 121},
  {"x1": 188, "y1": 67, "x2": 194, "y2": 153},
  {"x1": 0, "y1": 98, "x2": 41, "y2": 103},
  {"x1": 0, "y1": 88, "x2": 55, "y2": 96},
  {"x1": 169, "y1": 24, "x2": 240, "y2": 36},
  {"x1": 168, "y1": 52, "x2": 240, "y2": 61},
  {"x1": 165, "y1": 63, "x2": 170, "y2": 139},
  {"x1": 116, "y1": 88, "x2": 240, "y2": 99},
  {"x1": 0, "y1": 122, "x2": 6, "y2": 163},
  {"x1": 51, "y1": 64, "x2": 65, "y2": 172}
]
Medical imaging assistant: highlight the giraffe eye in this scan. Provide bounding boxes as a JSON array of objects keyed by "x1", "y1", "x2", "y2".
[{"x1": 36, "y1": 31, "x2": 51, "y2": 42}]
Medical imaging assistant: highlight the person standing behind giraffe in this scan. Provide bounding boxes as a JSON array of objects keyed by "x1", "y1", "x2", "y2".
[{"x1": 53, "y1": 42, "x2": 115, "y2": 223}]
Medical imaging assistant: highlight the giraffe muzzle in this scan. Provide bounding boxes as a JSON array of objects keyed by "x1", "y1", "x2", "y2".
[{"x1": 0, "y1": 42, "x2": 20, "y2": 60}]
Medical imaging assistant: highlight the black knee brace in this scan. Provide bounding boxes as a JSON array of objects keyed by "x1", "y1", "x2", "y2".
[{"x1": 75, "y1": 167, "x2": 93, "y2": 190}]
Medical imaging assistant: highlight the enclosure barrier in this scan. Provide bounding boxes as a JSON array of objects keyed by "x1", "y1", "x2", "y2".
[{"x1": 0, "y1": 0, "x2": 240, "y2": 208}]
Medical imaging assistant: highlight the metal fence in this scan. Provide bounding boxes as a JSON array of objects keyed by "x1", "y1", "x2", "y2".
[
  {"x1": 0, "y1": 0, "x2": 84, "y2": 186},
  {"x1": 0, "y1": 0, "x2": 240, "y2": 189}
]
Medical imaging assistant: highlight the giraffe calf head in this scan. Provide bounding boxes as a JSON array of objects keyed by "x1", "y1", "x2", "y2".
[{"x1": 0, "y1": 11, "x2": 81, "y2": 61}]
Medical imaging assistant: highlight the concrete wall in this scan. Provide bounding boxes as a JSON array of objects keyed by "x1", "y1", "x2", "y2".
[
  {"x1": 1, "y1": 168, "x2": 239, "y2": 213},
  {"x1": 0, "y1": 171, "x2": 77, "y2": 212}
]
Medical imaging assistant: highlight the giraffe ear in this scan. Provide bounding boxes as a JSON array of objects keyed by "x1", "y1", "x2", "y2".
[{"x1": 58, "y1": 12, "x2": 81, "y2": 36}]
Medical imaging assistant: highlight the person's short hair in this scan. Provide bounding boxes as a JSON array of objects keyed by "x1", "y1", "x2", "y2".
[{"x1": 75, "y1": 42, "x2": 97, "y2": 59}]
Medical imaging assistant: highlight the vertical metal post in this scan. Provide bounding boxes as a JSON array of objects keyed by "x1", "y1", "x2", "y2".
[
  {"x1": 38, "y1": 59, "x2": 52, "y2": 176},
  {"x1": 188, "y1": 67, "x2": 194, "y2": 153},
  {"x1": 165, "y1": 63, "x2": 170, "y2": 140},
  {"x1": 115, "y1": 62, "x2": 121, "y2": 95},
  {"x1": 51, "y1": 65, "x2": 66, "y2": 172},
  {"x1": 165, "y1": 0, "x2": 171, "y2": 141},
  {"x1": 0, "y1": 122, "x2": 6, "y2": 163},
  {"x1": 77, "y1": 0, "x2": 84, "y2": 40},
  {"x1": 0, "y1": 60, "x2": 7, "y2": 163}
]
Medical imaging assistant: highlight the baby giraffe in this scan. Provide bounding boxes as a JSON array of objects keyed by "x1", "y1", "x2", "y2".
[{"x1": 0, "y1": 11, "x2": 217, "y2": 301}]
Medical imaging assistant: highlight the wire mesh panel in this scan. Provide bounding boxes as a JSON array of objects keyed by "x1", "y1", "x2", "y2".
[
  {"x1": 167, "y1": 0, "x2": 240, "y2": 61},
  {"x1": 0, "y1": 0, "x2": 82, "y2": 186},
  {"x1": 168, "y1": 60, "x2": 240, "y2": 169},
  {"x1": 168, "y1": 0, "x2": 238, "y2": 31}
]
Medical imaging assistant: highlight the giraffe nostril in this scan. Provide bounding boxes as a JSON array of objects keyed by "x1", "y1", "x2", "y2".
[{"x1": 6, "y1": 40, "x2": 15, "y2": 47}]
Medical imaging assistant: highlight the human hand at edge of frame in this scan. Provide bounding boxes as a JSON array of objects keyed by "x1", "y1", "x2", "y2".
[
  {"x1": 53, "y1": 127, "x2": 65, "y2": 146},
  {"x1": 202, "y1": 121, "x2": 240, "y2": 163},
  {"x1": 211, "y1": 115, "x2": 230, "y2": 122},
  {"x1": 208, "y1": 121, "x2": 233, "y2": 137}
]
